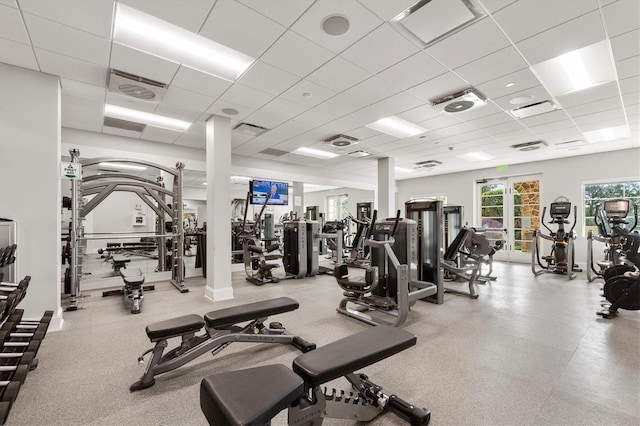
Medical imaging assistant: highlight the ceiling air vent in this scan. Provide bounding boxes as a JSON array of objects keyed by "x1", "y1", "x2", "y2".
[
  {"x1": 233, "y1": 122, "x2": 269, "y2": 136},
  {"x1": 259, "y1": 148, "x2": 288, "y2": 157},
  {"x1": 108, "y1": 69, "x2": 167, "y2": 102},
  {"x1": 431, "y1": 88, "x2": 487, "y2": 114},
  {"x1": 103, "y1": 116, "x2": 146, "y2": 133},
  {"x1": 510, "y1": 100, "x2": 559, "y2": 119},
  {"x1": 415, "y1": 159, "x2": 442, "y2": 168},
  {"x1": 324, "y1": 134, "x2": 359, "y2": 148},
  {"x1": 511, "y1": 140, "x2": 548, "y2": 151},
  {"x1": 348, "y1": 150, "x2": 372, "y2": 158}
]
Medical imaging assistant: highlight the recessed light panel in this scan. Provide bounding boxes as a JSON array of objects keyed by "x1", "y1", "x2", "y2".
[
  {"x1": 98, "y1": 162, "x2": 146, "y2": 171},
  {"x1": 365, "y1": 116, "x2": 428, "y2": 138},
  {"x1": 395, "y1": 167, "x2": 413, "y2": 173},
  {"x1": 104, "y1": 104, "x2": 191, "y2": 131},
  {"x1": 583, "y1": 125, "x2": 630, "y2": 143},
  {"x1": 530, "y1": 40, "x2": 617, "y2": 96},
  {"x1": 457, "y1": 151, "x2": 494, "y2": 162},
  {"x1": 114, "y1": 4, "x2": 255, "y2": 82},
  {"x1": 293, "y1": 147, "x2": 340, "y2": 159}
]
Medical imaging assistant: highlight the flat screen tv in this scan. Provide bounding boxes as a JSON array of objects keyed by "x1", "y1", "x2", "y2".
[{"x1": 250, "y1": 180, "x2": 289, "y2": 205}]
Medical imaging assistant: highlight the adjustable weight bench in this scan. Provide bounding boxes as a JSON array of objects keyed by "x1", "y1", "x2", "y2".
[
  {"x1": 200, "y1": 325, "x2": 431, "y2": 425},
  {"x1": 130, "y1": 297, "x2": 315, "y2": 392}
]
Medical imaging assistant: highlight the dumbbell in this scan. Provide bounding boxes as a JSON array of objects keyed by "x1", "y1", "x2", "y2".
[
  {"x1": 0, "y1": 351, "x2": 35, "y2": 380},
  {"x1": 4, "y1": 311, "x2": 53, "y2": 335},
  {"x1": 0, "y1": 330, "x2": 45, "y2": 356}
]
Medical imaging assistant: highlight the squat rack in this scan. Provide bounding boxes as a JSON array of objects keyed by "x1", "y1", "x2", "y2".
[{"x1": 66, "y1": 148, "x2": 187, "y2": 311}]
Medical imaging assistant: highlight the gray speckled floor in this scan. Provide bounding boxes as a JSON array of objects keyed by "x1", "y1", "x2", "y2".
[{"x1": 8, "y1": 262, "x2": 640, "y2": 425}]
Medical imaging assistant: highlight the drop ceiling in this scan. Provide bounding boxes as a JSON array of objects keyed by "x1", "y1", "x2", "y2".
[{"x1": 1, "y1": 0, "x2": 638, "y2": 187}]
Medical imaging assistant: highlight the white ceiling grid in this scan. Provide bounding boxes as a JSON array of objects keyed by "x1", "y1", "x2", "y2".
[{"x1": 0, "y1": 0, "x2": 637, "y2": 187}]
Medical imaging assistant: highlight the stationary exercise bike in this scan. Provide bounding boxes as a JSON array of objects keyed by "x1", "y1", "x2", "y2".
[{"x1": 531, "y1": 197, "x2": 581, "y2": 279}]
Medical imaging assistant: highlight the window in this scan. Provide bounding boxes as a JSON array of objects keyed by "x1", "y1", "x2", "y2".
[
  {"x1": 584, "y1": 180, "x2": 640, "y2": 235},
  {"x1": 327, "y1": 194, "x2": 348, "y2": 222}
]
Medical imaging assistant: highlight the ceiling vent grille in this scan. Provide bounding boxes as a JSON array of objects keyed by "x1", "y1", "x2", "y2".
[
  {"x1": 555, "y1": 139, "x2": 584, "y2": 146},
  {"x1": 324, "y1": 134, "x2": 359, "y2": 148},
  {"x1": 431, "y1": 88, "x2": 487, "y2": 114},
  {"x1": 233, "y1": 122, "x2": 269, "y2": 136},
  {"x1": 511, "y1": 140, "x2": 548, "y2": 151},
  {"x1": 348, "y1": 150, "x2": 371, "y2": 158},
  {"x1": 259, "y1": 148, "x2": 288, "y2": 157},
  {"x1": 108, "y1": 69, "x2": 167, "y2": 102},
  {"x1": 415, "y1": 159, "x2": 442, "y2": 168},
  {"x1": 509, "y1": 100, "x2": 559, "y2": 119},
  {"x1": 103, "y1": 116, "x2": 146, "y2": 133}
]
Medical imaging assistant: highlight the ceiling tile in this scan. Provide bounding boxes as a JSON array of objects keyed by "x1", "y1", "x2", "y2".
[
  {"x1": 601, "y1": 0, "x2": 640, "y2": 38},
  {"x1": 476, "y1": 68, "x2": 542, "y2": 100},
  {"x1": 293, "y1": 107, "x2": 336, "y2": 127},
  {"x1": 110, "y1": 43, "x2": 180, "y2": 84},
  {"x1": 0, "y1": 4, "x2": 29, "y2": 44},
  {"x1": 491, "y1": 0, "x2": 597, "y2": 43},
  {"x1": 239, "y1": 0, "x2": 313, "y2": 27},
  {"x1": 237, "y1": 60, "x2": 300, "y2": 96},
  {"x1": 398, "y1": 104, "x2": 444, "y2": 124},
  {"x1": 492, "y1": 85, "x2": 553, "y2": 110},
  {"x1": 170, "y1": 66, "x2": 231, "y2": 99},
  {"x1": 279, "y1": 79, "x2": 337, "y2": 108},
  {"x1": 408, "y1": 72, "x2": 469, "y2": 102},
  {"x1": 0, "y1": 1, "x2": 18, "y2": 8},
  {"x1": 207, "y1": 99, "x2": 255, "y2": 122},
  {"x1": 162, "y1": 85, "x2": 214, "y2": 111},
  {"x1": 425, "y1": 17, "x2": 510, "y2": 69},
  {"x1": 419, "y1": 115, "x2": 467, "y2": 131},
  {"x1": 518, "y1": 109, "x2": 570, "y2": 127},
  {"x1": 610, "y1": 29, "x2": 640, "y2": 61},
  {"x1": 454, "y1": 46, "x2": 528, "y2": 86},
  {"x1": 154, "y1": 104, "x2": 202, "y2": 122},
  {"x1": 61, "y1": 95, "x2": 104, "y2": 132},
  {"x1": 527, "y1": 119, "x2": 579, "y2": 134},
  {"x1": 363, "y1": 91, "x2": 426, "y2": 118},
  {"x1": 261, "y1": 30, "x2": 334, "y2": 77},
  {"x1": 340, "y1": 76, "x2": 401, "y2": 110},
  {"x1": 573, "y1": 108, "x2": 627, "y2": 126},
  {"x1": 476, "y1": 0, "x2": 518, "y2": 14},
  {"x1": 313, "y1": 92, "x2": 365, "y2": 119},
  {"x1": 516, "y1": 10, "x2": 605, "y2": 64},
  {"x1": 467, "y1": 111, "x2": 515, "y2": 129},
  {"x1": 620, "y1": 75, "x2": 640, "y2": 94},
  {"x1": 141, "y1": 126, "x2": 181, "y2": 143},
  {"x1": 556, "y1": 81, "x2": 620, "y2": 108},
  {"x1": 200, "y1": 0, "x2": 286, "y2": 58},
  {"x1": 377, "y1": 52, "x2": 447, "y2": 91},
  {"x1": 23, "y1": 12, "x2": 111, "y2": 66},
  {"x1": 120, "y1": 0, "x2": 213, "y2": 32},
  {"x1": 341, "y1": 24, "x2": 420, "y2": 74},
  {"x1": 577, "y1": 116, "x2": 627, "y2": 132},
  {"x1": 564, "y1": 95, "x2": 623, "y2": 118},
  {"x1": 20, "y1": 0, "x2": 114, "y2": 38},
  {"x1": 482, "y1": 120, "x2": 526, "y2": 135},
  {"x1": 357, "y1": 0, "x2": 415, "y2": 20},
  {"x1": 0, "y1": 38, "x2": 38, "y2": 71},
  {"x1": 105, "y1": 91, "x2": 156, "y2": 112},
  {"x1": 102, "y1": 126, "x2": 142, "y2": 139},
  {"x1": 173, "y1": 121, "x2": 205, "y2": 148},
  {"x1": 292, "y1": 0, "x2": 383, "y2": 55},
  {"x1": 35, "y1": 48, "x2": 108, "y2": 86},
  {"x1": 621, "y1": 90, "x2": 640, "y2": 107},
  {"x1": 616, "y1": 55, "x2": 640, "y2": 80},
  {"x1": 451, "y1": 101, "x2": 503, "y2": 120},
  {"x1": 60, "y1": 78, "x2": 105, "y2": 102},
  {"x1": 306, "y1": 56, "x2": 371, "y2": 92},
  {"x1": 221, "y1": 84, "x2": 275, "y2": 110},
  {"x1": 245, "y1": 97, "x2": 308, "y2": 129}
]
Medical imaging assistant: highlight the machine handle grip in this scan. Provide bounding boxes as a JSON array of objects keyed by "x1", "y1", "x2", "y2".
[
  {"x1": 366, "y1": 210, "x2": 378, "y2": 239},
  {"x1": 292, "y1": 336, "x2": 316, "y2": 352},
  {"x1": 390, "y1": 210, "x2": 401, "y2": 238},
  {"x1": 569, "y1": 205, "x2": 577, "y2": 234},
  {"x1": 388, "y1": 394, "x2": 431, "y2": 425}
]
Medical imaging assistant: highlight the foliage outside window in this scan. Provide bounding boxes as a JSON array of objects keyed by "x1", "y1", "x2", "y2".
[
  {"x1": 584, "y1": 181, "x2": 640, "y2": 235},
  {"x1": 327, "y1": 194, "x2": 348, "y2": 222}
]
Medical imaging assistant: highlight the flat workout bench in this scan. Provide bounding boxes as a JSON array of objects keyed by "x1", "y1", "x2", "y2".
[
  {"x1": 130, "y1": 297, "x2": 315, "y2": 392},
  {"x1": 201, "y1": 325, "x2": 431, "y2": 425}
]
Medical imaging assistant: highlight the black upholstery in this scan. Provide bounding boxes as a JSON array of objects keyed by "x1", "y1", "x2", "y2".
[
  {"x1": 200, "y1": 364, "x2": 303, "y2": 426},
  {"x1": 120, "y1": 267, "x2": 145, "y2": 286},
  {"x1": 444, "y1": 228, "x2": 471, "y2": 261},
  {"x1": 292, "y1": 325, "x2": 416, "y2": 387},
  {"x1": 204, "y1": 297, "x2": 298, "y2": 328},
  {"x1": 145, "y1": 314, "x2": 204, "y2": 341}
]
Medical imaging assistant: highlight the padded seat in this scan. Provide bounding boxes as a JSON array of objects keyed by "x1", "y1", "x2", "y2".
[
  {"x1": 292, "y1": 325, "x2": 416, "y2": 387},
  {"x1": 200, "y1": 364, "x2": 303, "y2": 426},
  {"x1": 146, "y1": 314, "x2": 204, "y2": 341},
  {"x1": 204, "y1": 297, "x2": 298, "y2": 328},
  {"x1": 112, "y1": 256, "x2": 130, "y2": 264},
  {"x1": 121, "y1": 268, "x2": 145, "y2": 286}
]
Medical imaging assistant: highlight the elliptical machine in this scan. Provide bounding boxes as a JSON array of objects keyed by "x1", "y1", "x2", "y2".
[{"x1": 531, "y1": 197, "x2": 581, "y2": 279}]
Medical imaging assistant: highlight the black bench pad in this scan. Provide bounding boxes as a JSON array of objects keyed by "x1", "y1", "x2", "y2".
[
  {"x1": 200, "y1": 364, "x2": 303, "y2": 426},
  {"x1": 146, "y1": 314, "x2": 204, "y2": 341},
  {"x1": 204, "y1": 297, "x2": 298, "y2": 328},
  {"x1": 293, "y1": 325, "x2": 416, "y2": 387},
  {"x1": 121, "y1": 268, "x2": 145, "y2": 286}
]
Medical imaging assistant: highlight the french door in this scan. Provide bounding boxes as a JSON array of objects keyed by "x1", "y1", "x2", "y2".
[{"x1": 477, "y1": 174, "x2": 541, "y2": 263}]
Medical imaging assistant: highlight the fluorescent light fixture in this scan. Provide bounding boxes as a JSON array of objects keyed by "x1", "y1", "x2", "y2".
[
  {"x1": 293, "y1": 147, "x2": 340, "y2": 159},
  {"x1": 365, "y1": 116, "x2": 428, "y2": 138},
  {"x1": 530, "y1": 40, "x2": 617, "y2": 96},
  {"x1": 457, "y1": 151, "x2": 494, "y2": 162},
  {"x1": 395, "y1": 167, "x2": 413, "y2": 173},
  {"x1": 104, "y1": 104, "x2": 191, "y2": 132},
  {"x1": 98, "y1": 162, "x2": 147, "y2": 171},
  {"x1": 114, "y1": 4, "x2": 255, "y2": 82},
  {"x1": 583, "y1": 125, "x2": 630, "y2": 143},
  {"x1": 202, "y1": 182, "x2": 207, "y2": 185},
  {"x1": 231, "y1": 175, "x2": 252, "y2": 181}
]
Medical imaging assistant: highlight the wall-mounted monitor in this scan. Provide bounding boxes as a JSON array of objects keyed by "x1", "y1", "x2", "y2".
[{"x1": 250, "y1": 180, "x2": 289, "y2": 205}]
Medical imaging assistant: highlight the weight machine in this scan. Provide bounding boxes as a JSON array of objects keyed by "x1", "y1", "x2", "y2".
[{"x1": 531, "y1": 197, "x2": 581, "y2": 280}]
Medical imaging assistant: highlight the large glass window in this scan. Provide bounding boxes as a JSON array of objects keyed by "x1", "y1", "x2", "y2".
[
  {"x1": 327, "y1": 194, "x2": 348, "y2": 221},
  {"x1": 584, "y1": 180, "x2": 640, "y2": 235}
]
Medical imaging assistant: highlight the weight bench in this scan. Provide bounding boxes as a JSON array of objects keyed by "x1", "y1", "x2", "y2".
[
  {"x1": 111, "y1": 255, "x2": 130, "y2": 274},
  {"x1": 102, "y1": 268, "x2": 154, "y2": 314},
  {"x1": 130, "y1": 297, "x2": 316, "y2": 392},
  {"x1": 201, "y1": 325, "x2": 430, "y2": 425}
]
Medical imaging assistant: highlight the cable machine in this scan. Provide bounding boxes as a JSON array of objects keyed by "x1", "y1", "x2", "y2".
[{"x1": 64, "y1": 149, "x2": 187, "y2": 311}]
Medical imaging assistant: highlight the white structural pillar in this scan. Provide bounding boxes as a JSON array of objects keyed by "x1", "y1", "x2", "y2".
[
  {"x1": 0, "y1": 64, "x2": 62, "y2": 330},
  {"x1": 292, "y1": 181, "x2": 304, "y2": 218},
  {"x1": 204, "y1": 115, "x2": 233, "y2": 301},
  {"x1": 377, "y1": 157, "x2": 395, "y2": 219}
]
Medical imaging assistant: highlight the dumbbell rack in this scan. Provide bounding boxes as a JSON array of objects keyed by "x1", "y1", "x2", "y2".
[{"x1": 0, "y1": 276, "x2": 53, "y2": 424}]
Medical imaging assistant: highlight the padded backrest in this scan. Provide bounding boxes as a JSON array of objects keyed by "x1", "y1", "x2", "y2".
[{"x1": 444, "y1": 228, "x2": 471, "y2": 261}]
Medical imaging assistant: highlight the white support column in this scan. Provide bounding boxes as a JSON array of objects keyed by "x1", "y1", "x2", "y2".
[
  {"x1": 204, "y1": 115, "x2": 233, "y2": 302},
  {"x1": 377, "y1": 157, "x2": 395, "y2": 219},
  {"x1": 292, "y1": 181, "x2": 304, "y2": 219}
]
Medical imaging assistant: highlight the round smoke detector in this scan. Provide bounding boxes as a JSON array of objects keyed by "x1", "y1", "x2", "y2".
[
  {"x1": 322, "y1": 15, "x2": 350, "y2": 36},
  {"x1": 520, "y1": 146, "x2": 540, "y2": 151},
  {"x1": 119, "y1": 83, "x2": 156, "y2": 100},
  {"x1": 444, "y1": 100, "x2": 474, "y2": 113},
  {"x1": 222, "y1": 108, "x2": 239, "y2": 115}
]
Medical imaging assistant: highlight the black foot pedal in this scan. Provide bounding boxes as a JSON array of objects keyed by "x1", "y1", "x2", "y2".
[
  {"x1": 292, "y1": 336, "x2": 316, "y2": 352},
  {"x1": 269, "y1": 322, "x2": 283, "y2": 329}
]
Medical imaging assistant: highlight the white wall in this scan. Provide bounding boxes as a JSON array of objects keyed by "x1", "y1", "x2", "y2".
[
  {"x1": 0, "y1": 63, "x2": 62, "y2": 324},
  {"x1": 304, "y1": 188, "x2": 375, "y2": 218},
  {"x1": 397, "y1": 148, "x2": 640, "y2": 265}
]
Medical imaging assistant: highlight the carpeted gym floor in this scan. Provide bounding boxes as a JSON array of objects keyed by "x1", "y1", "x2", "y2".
[{"x1": 8, "y1": 262, "x2": 640, "y2": 425}]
